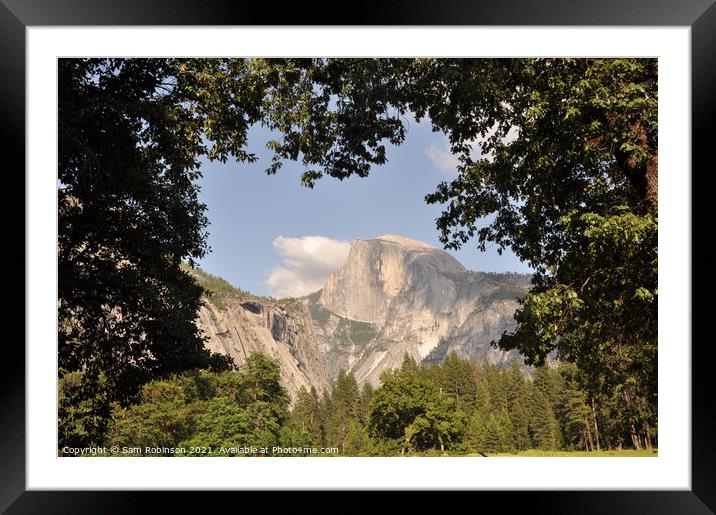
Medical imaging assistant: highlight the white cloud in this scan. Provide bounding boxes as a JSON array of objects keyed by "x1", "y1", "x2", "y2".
[
  {"x1": 425, "y1": 124, "x2": 520, "y2": 174},
  {"x1": 426, "y1": 140, "x2": 461, "y2": 174},
  {"x1": 489, "y1": 123, "x2": 520, "y2": 147},
  {"x1": 264, "y1": 236, "x2": 351, "y2": 298}
]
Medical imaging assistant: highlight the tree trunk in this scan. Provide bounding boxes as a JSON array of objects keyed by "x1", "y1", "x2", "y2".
[
  {"x1": 607, "y1": 87, "x2": 658, "y2": 211},
  {"x1": 591, "y1": 398, "x2": 601, "y2": 451},
  {"x1": 644, "y1": 425, "x2": 653, "y2": 450},
  {"x1": 584, "y1": 418, "x2": 594, "y2": 452},
  {"x1": 630, "y1": 424, "x2": 642, "y2": 450},
  {"x1": 644, "y1": 150, "x2": 658, "y2": 208}
]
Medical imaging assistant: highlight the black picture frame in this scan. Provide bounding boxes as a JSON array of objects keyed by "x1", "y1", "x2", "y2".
[{"x1": 2, "y1": 1, "x2": 713, "y2": 512}]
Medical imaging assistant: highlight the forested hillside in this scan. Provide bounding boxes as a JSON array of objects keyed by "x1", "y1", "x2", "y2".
[{"x1": 59, "y1": 351, "x2": 655, "y2": 456}]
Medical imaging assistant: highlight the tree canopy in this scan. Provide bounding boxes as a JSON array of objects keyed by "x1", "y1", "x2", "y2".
[
  {"x1": 91, "y1": 352, "x2": 654, "y2": 456},
  {"x1": 106, "y1": 353, "x2": 288, "y2": 455},
  {"x1": 368, "y1": 364, "x2": 466, "y2": 453}
]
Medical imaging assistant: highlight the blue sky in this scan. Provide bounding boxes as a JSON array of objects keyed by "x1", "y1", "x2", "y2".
[{"x1": 195, "y1": 117, "x2": 532, "y2": 297}]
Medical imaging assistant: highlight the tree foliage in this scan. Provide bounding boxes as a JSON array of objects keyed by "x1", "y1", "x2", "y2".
[
  {"x1": 106, "y1": 353, "x2": 288, "y2": 455},
  {"x1": 368, "y1": 367, "x2": 466, "y2": 453},
  {"x1": 325, "y1": 370, "x2": 361, "y2": 453},
  {"x1": 58, "y1": 59, "x2": 249, "y2": 445},
  {"x1": 82, "y1": 352, "x2": 656, "y2": 456},
  {"x1": 59, "y1": 58, "x2": 657, "y2": 448}
]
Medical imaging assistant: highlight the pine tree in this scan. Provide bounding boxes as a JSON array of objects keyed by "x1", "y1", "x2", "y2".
[
  {"x1": 497, "y1": 408, "x2": 516, "y2": 452},
  {"x1": 237, "y1": 352, "x2": 289, "y2": 419},
  {"x1": 467, "y1": 409, "x2": 488, "y2": 454},
  {"x1": 558, "y1": 363, "x2": 598, "y2": 451},
  {"x1": 471, "y1": 361, "x2": 492, "y2": 416},
  {"x1": 505, "y1": 360, "x2": 531, "y2": 450},
  {"x1": 345, "y1": 419, "x2": 370, "y2": 456},
  {"x1": 530, "y1": 388, "x2": 561, "y2": 450},
  {"x1": 326, "y1": 370, "x2": 361, "y2": 452},
  {"x1": 529, "y1": 366, "x2": 563, "y2": 449},
  {"x1": 440, "y1": 352, "x2": 476, "y2": 414},
  {"x1": 289, "y1": 386, "x2": 323, "y2": 447},
  {"x1": 400, "y1": 353, "x2": 420, "y2": 374},
  {"x1": 482, "y1": 413, "x2": 505, "y2": 453},
  {"x1": 485, "y1": 362, "x2": 508, "y2": 413},
  {"x1": 359, "y1": 382, "x2": 374, "y2": 424},
  {"x1": 560, "y1": 383, "x2": 593, "y2": 451}
]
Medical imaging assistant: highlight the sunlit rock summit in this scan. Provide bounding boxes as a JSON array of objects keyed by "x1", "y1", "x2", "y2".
[
  {"x1": 313, "y1": 235, "x2": 530, "y2": 385},
  {"x1": 194, "y1": 235, "x2": 531, "y2": 397}
]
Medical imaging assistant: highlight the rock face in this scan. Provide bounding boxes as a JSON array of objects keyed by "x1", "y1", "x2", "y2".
[
  {"x1": 194, "y1": 234, "x2": 531, "y2": 396},
  {"x1": 319, "y1": 235, "x2": 466, "y2": 324},
  {"x1": 312, "y1": 235, "x2": 531, "y2": 385},
  {"x1": 196, "y1": 297, "x2": 330, "y2": 400}
]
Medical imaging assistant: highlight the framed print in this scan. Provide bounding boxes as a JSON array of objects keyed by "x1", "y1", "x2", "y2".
[{"x1": 2, "y1": 0, "x2": 714, "y2": 512}]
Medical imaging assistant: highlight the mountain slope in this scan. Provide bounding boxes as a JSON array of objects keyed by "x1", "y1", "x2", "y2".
[
  {"x1": 189, "y1": 235, "x2": 531, "y2": 395},
  {"x1": 313, "y1": 235, "x2": 530, "y2": 384},
  {"x1": 186, "y1": 266, "x2": 330, "y2": 400}
]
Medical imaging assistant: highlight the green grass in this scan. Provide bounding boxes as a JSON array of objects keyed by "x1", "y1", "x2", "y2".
[{"x1": 466, "y1": 449, "x2": 657, "y2": 457}]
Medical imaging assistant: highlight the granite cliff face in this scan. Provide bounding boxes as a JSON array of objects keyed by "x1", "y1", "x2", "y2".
[
  {"x1": 314, "y1": 235, "x2": 530, "y2": 385},
  {"x1": 193, "y1": 234, "x2": 531, "y2": 396},
  {"x1": 197, "y1": 298, "x2": 330, "y2": 398},
  {"x1": 185, "y1": 265, "x2": 331, "y2": 400},
  {"x1": 319, "y1": 235, "x2": 466, "y2": 325}
]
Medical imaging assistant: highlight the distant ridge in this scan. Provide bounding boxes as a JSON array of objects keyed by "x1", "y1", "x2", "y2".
[{"x1": 373, "y1": 234, "x2": 437, "y2": 251}]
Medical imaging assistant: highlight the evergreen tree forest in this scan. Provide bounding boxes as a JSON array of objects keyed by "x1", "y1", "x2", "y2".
[{"x1": 60, "y1": 351, "x2": 656, "y2": 456}]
